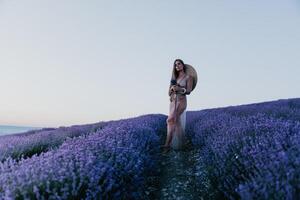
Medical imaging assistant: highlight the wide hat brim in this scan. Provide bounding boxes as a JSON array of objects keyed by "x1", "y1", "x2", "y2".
[{"x1": 184, "y1": 64, "x2": 198, "y2": 92}]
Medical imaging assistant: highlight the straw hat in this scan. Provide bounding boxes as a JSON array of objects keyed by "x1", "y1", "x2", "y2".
[
  {"x1": 185, "y1": 64, "x2": 198, "y2": 92},
  {"x1": 171, "y1": 64, "x2": 198, "y2": 92}
]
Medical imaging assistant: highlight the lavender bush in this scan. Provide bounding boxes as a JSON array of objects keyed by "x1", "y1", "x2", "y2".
[
  {"x1": 186, "y1": 98, "x2": 300, "y2": 199},
  {"x1": 0, "y1": 122, "x2": 106, "y2": 162},
  {"x1": 0, "y1": 114, "x2": 166, "y2": 199},
  {"x1": 218, "y1": 98, "x2": 300, "y2": 122}
]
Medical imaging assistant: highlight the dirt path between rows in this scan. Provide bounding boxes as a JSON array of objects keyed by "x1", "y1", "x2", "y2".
[{"x1": 144, "y1": 130, "x2": 214, "y2": 200}]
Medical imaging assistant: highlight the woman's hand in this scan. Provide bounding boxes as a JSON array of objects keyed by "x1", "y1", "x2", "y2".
[
  {"x1": 171, "y1": 85, "x2": 181, "y2": 93},
  {"x1": 170, "y1": 85, "x2": 178, "y2": 92}
]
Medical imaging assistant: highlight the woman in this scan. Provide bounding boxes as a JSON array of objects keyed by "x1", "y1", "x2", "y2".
[{"x1": 161, "y1": 59, "x2": 196, "y2": 153}]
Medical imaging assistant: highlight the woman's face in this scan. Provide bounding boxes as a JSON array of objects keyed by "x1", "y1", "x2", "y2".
[{"x1": 175, "y1": 61, "x2": 184, "y2": 72}]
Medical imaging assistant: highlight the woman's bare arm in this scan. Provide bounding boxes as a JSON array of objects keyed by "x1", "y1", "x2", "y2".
[
  {"x1": 168, "y1": 76, "x2": 193, "y2": 95},
  {"x1": 168, "y1": 85, "x2": 174, "y2": 96},
  {"x1": 185, "y1": 76, "x2": 193, "y2": 95}
]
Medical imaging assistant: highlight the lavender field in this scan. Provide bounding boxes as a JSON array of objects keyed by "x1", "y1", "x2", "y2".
[
  {"x1": 0, "y1": 98, "x2": 299, "y2": 199},
  {"x1": 185, "y1": 97, "x2": 300, "y2": 199}
]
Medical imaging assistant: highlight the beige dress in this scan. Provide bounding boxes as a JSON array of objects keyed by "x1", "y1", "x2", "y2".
[{"x1": 169, "y1": 75, "x2": 188, "y2": 150}]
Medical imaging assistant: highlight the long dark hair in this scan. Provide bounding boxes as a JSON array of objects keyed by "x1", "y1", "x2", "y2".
[{"x1": 172, "y1": 59, "x2": 186, "y2": 80}]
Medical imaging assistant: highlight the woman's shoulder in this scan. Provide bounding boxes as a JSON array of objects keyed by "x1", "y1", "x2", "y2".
[
  {"x1": 184, "y1": 74, "x2": 193, "y2": 85},
  {"x1": 185, "y1": 74, "x2": 191, "y2": 80}
]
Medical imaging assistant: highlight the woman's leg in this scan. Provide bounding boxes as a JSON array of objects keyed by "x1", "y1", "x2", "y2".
[
  {"x1": 165, "y1": 98, "x2": 186, "y2": 147},
  {"x1": 164, "y1": 114, "x2": 176, "y2": 147},
  {"x1": 164, "y1": 100, "x2": 177, "y2": 147},
  {"x1": 172, "y1": 99, "x2": 187, "y2": 148}
]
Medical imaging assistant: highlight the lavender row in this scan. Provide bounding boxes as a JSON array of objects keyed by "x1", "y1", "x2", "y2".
[
  {"x1": 0, "y1": 114, "x2": 166, "y2": 199},
  {"x1": 196, "y1": 98, "x2": 300, "y2": 122},
  {"x1": 0, "y1": 121, "x2": 106, "y2": 162},
  {"x1": 186, "y1": 98, "x2": 300, "y2": 199},
  {"x1": 186, "y1": 98, "x2": 300, "y2": 147}
]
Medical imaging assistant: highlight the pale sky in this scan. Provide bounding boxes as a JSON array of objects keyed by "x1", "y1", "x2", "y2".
[{"x1": 1, "y1": 0, "x2": 299, "y2": 127}]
